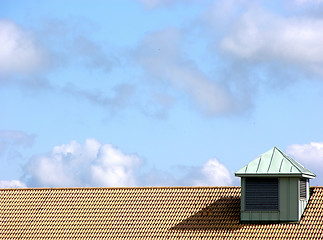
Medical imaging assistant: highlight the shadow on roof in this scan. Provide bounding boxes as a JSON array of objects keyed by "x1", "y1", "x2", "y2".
[{"x1": 170, "y1": 196, "x2": 242, "y2": 231}]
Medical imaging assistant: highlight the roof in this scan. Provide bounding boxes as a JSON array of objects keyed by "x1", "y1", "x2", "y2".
[
  {"x1": 1, "y1": 186, "x2": 323, "y2": 239},
  {"x1": 235, "y1": 147, "x2": 316, "y2": 178}
]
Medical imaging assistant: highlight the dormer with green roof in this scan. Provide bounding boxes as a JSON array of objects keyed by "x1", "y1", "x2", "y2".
[{"x1": 235, "y1": 147, "x2": 315, "y2": 223}]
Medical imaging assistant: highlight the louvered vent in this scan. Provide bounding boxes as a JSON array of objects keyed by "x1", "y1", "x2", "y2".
[
  {"x1": 300, "y1": 179, "x2": 306, "y2": 199},
  {"x1": 245, "y1": 178, "x2": 279, "y2": 211}
]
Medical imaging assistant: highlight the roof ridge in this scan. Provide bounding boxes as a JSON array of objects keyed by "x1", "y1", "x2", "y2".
[
  {"x1": 0, "y1": 186, "x2": 240, "y2": 191},
  {"x1": 275, "y1": 147, "x2": 303, "y2": 173},
  {"x1": 278, "y1": 148, "x2": 315, "y2": 176}
]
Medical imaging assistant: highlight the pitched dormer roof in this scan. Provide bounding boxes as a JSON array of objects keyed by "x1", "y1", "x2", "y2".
[{"x1": 235, "y1": 147, "x2": 316, "y2": 178}]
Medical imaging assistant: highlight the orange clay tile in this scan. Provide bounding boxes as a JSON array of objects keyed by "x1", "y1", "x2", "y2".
[{"x1": 1, "y1": 186, "x2": 323, "y2": 239}]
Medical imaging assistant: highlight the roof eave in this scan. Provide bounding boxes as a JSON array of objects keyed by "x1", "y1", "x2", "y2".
[{"x1": 235, "y1": 173, "x2": 316, "y2": 178}]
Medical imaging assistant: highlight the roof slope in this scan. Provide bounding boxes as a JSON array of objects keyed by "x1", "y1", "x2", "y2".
[
  {"x1": 1, "y1": 186, "x2": 323, "y2": 239},
  {"x1": 235, "y1": 147, "x2": 316, "y2": 178}
]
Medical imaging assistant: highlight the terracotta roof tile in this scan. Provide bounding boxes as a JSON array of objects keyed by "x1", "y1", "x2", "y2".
[{"x1": 1, "y1": 186, "x2": 323, "y2": 239}]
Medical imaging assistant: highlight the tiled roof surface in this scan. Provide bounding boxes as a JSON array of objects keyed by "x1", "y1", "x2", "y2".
[{"x1": 1, "y1": 186, "x2": 323, "y2": 239}]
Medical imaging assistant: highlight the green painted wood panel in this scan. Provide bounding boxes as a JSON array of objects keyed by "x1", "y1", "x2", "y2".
[
  {"x1": 240, "y1": 177, "x2": 301, "y2": 222},
  {"x1": 280, "y1": 177, "x2": 298, "y2": 222}
]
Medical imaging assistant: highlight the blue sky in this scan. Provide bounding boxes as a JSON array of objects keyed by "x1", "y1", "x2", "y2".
[{"x1": 1, "y1": 0, "x2": 323, "y2": 188}]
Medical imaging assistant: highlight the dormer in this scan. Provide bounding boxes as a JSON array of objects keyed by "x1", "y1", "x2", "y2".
[{"x1": 235, "y1": 147, "x2": 315, "y2": 223}]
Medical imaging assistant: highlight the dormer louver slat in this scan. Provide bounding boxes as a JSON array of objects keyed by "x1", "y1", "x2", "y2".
[
  {"x1": 235, "y1": 147, "x2": 315, "y2": 223},
  {"x1": 300, "y1": 179, "x2": 306, "y2": 199},
  {"x1": 245, "y1": 178, "x2": 279, "y2": 211}
]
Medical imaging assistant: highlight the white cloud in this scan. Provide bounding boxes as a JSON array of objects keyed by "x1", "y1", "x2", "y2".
[
  {"x1": 91, "y1": 144, "x2": 141, "y2": 187},
  {"x1": 134, "y1": 28, "x2": 235, "y2": 116},
  {"x1": 0, "y1": 19, "x2": 46, "y2": 75},
  {"x1": 191, "y1": 158, "x2": 233, "y2": 186},
  {"x1": 0, "y1": 180, "x2": 26, "y2": 188},
  {"x1": 220, "y1": 7, "x2": 323, "y2": 75},
  {"x1": 25, "y1": 139, "x2": 141, "y2": 187},
  {"x1": 26, "y1": 150, "x2": 81, "y2": 187},
  {"x1": 286, "y1": 142, "x2": 323, "y2": 167}
]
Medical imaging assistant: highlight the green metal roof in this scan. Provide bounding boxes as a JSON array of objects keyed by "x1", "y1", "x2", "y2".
[{"x1": 235, "y1": 147, "x2": 316, "y2": 178}]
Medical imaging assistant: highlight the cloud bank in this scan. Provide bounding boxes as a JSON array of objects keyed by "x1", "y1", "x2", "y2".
[
  {"x1": 4, "y1": 1, "x2": 323, "y2": 118},
  {"x1": 17, "y1": 139, "x2": 233, "y2": 188},
  {"x1": 24, "y1": 139, "x2": 141, "y2": 187},
  {"x1": 132, "y1": 0, "x2": 323, "y2": 116}
]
